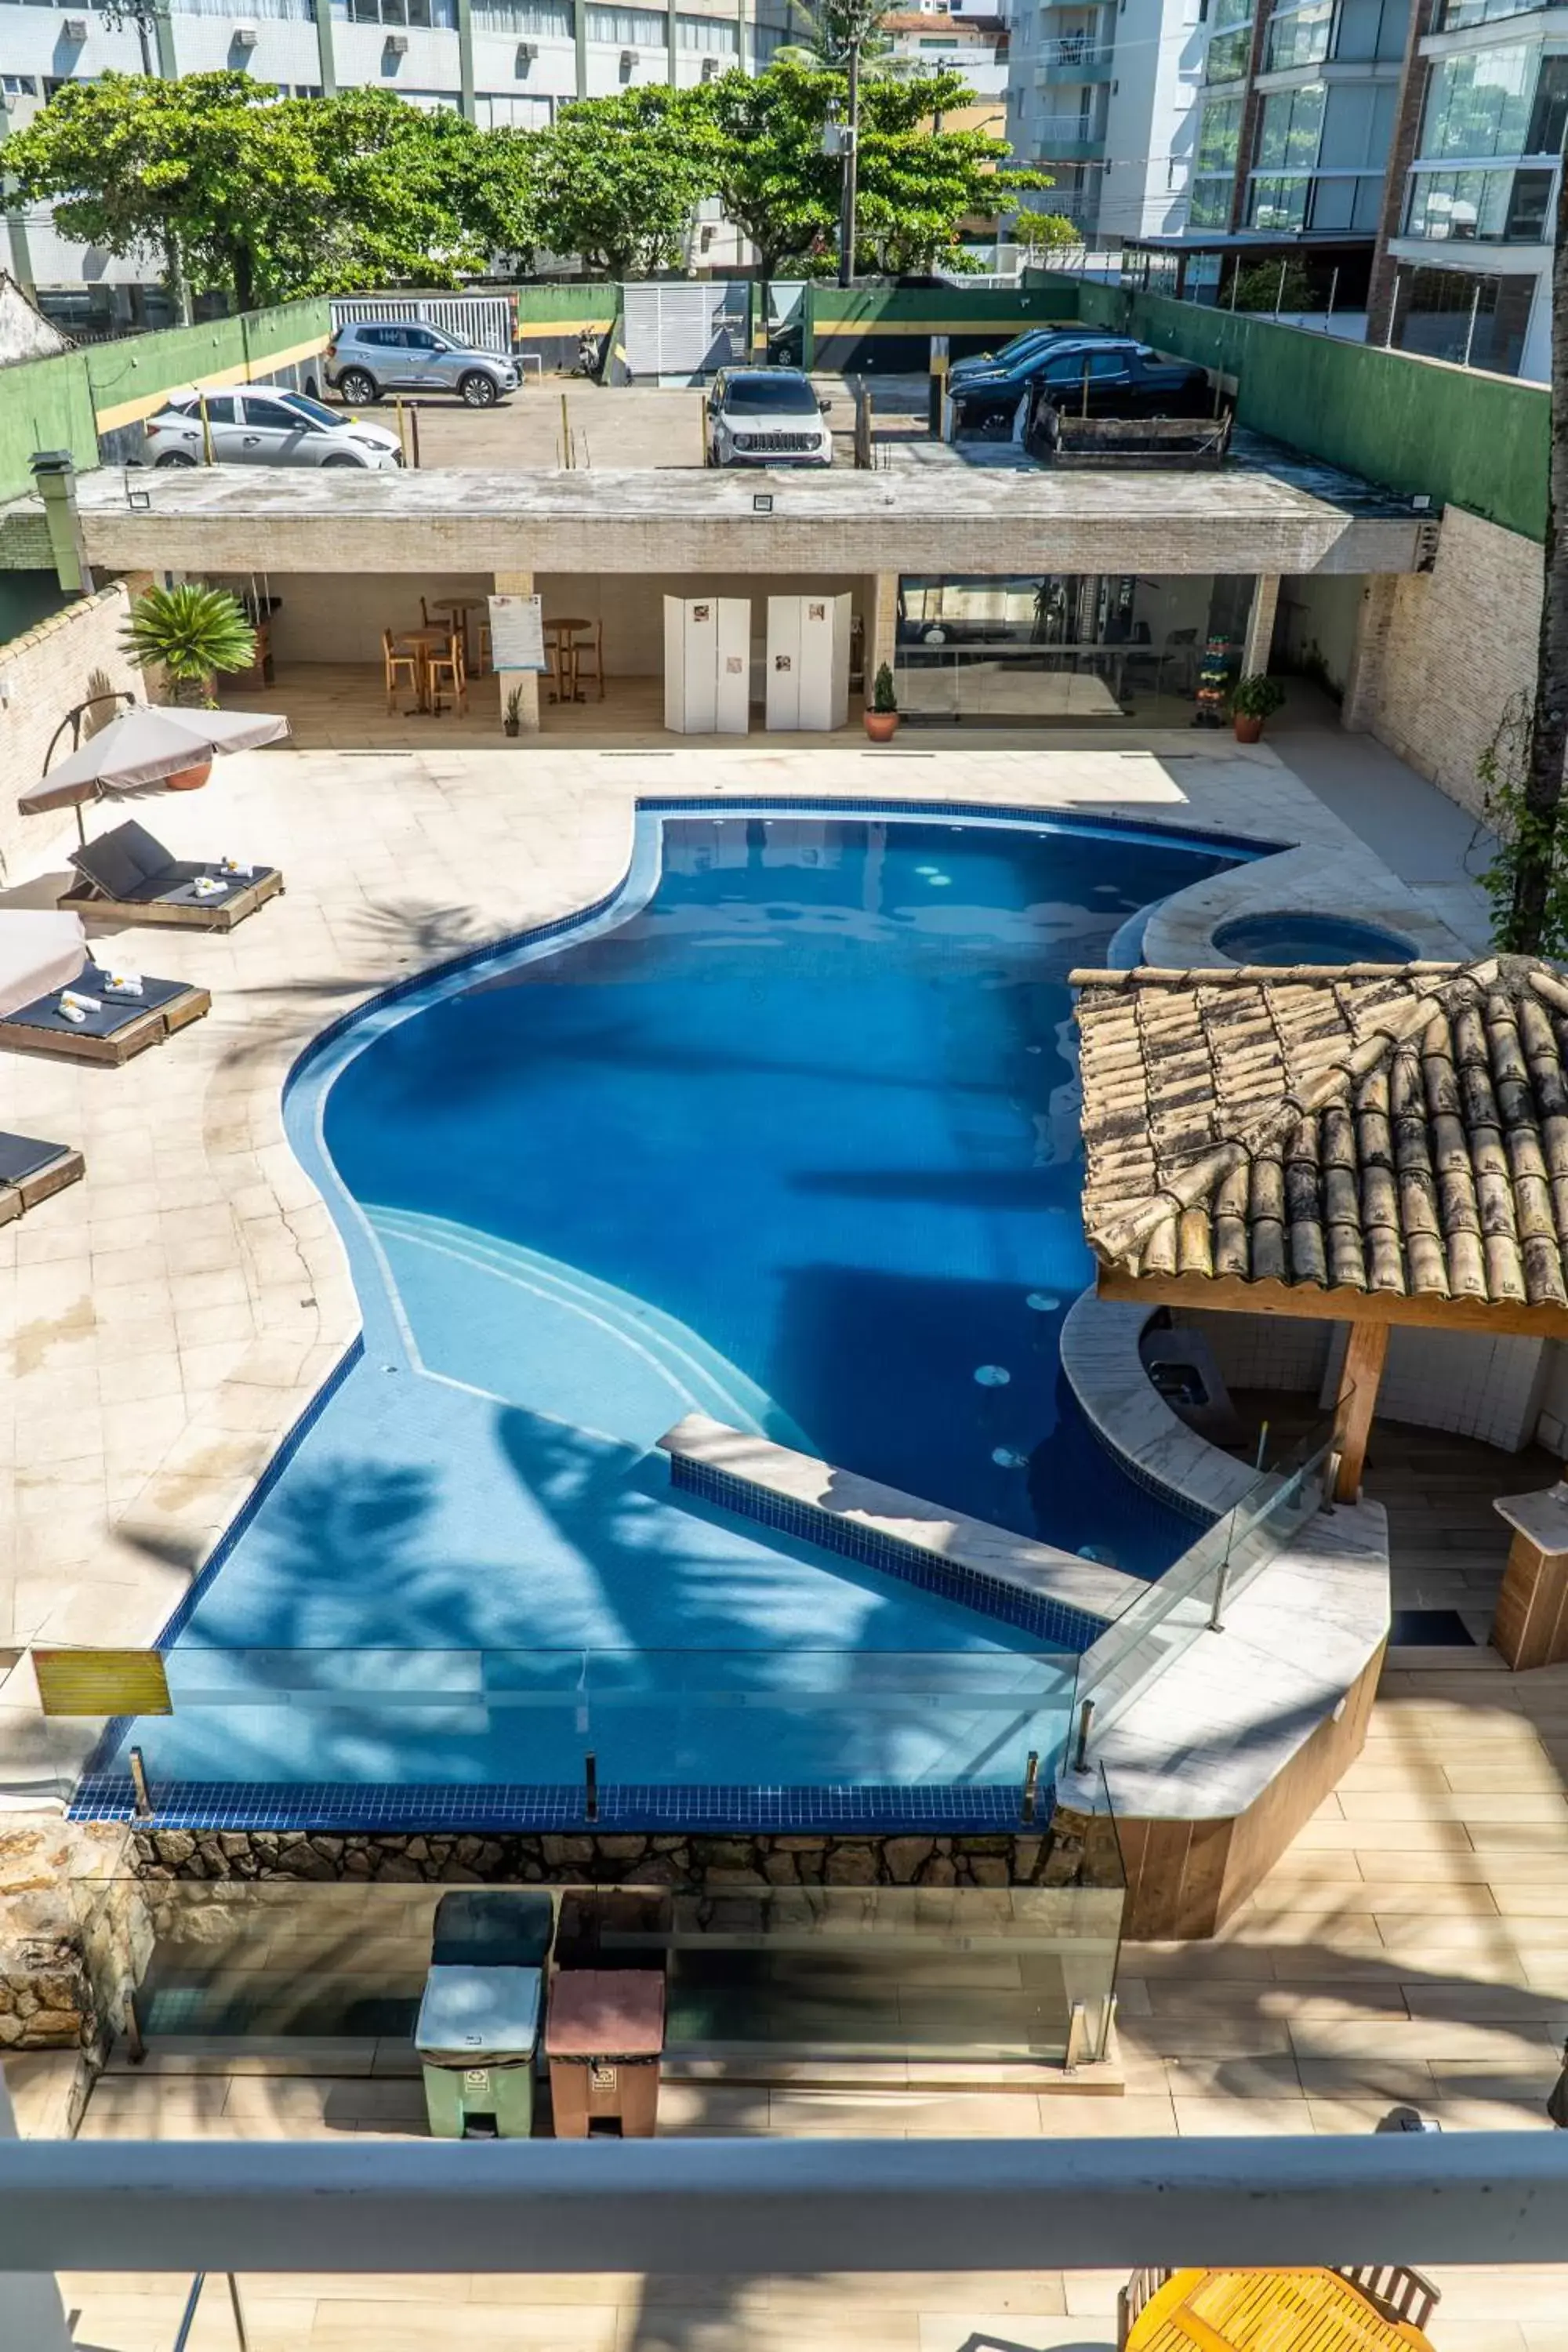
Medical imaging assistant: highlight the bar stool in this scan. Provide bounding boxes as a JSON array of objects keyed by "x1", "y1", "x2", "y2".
[
  {"x1": 545, "y1": 618, "x2": 592, "y2": 705},
  {"x1": 383, "y1": 628, "x2": 420, "y2": 714},
  {"x1": 572, "y1": 618, "x2": 605, "y2": 702},
  {"x1": 426, "y1": 630, "x2": 468, "y2": 716}
]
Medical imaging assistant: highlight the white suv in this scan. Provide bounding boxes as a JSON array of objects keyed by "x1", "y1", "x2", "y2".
[
  {"x1": 143, "y1": 386, "x2": 405, "y2": 470},
  {"x1": 707, "y1": 368, "x2": 833, "y2": 468}
]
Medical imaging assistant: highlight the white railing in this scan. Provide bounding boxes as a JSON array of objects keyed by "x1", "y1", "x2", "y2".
[
  {"x1": 329, "y1": 292, "x2": 515, "y2": 356},
  {"x1": 2, "y1": 2137, "x2": 1568, "y2": 2274}
]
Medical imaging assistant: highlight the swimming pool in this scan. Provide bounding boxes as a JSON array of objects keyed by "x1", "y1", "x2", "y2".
[
  {"x1": 80, "y1": 805, "x2": 1253, "y2": 1828},
  {"x1": 1213, "y1": 910, "x2": 1417, "y2": 966}
]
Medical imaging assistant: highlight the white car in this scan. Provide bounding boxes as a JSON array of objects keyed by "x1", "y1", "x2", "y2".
[
  {"x1": 143, "y1": 385, "x2": 405, "y2": 470},
  {"x1": 706, "y1": 368, "x2": 833, "y2": 468}
]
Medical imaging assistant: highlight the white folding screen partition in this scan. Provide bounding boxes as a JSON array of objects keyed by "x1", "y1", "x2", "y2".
[
  {"x1": 663, "y1": 597, "x2": 751, "y2": 734},
  {"x1": 765, "y1": 594, "x2": 852, "y2": 731}
]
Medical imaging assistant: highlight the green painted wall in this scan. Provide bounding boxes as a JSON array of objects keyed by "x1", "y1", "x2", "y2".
[
  {"x1": 514, "y1": 284, "x2": 619, "y2": 329},
  {"x1": 84, "y1": 297, "x2": 331, "y2": 423},
  {"x1": 0, "y1": 350, "x2": 100, "y2": 509},
  {"x1": 0, "y1": 298, "x2": 330, "y2": 511},
  {"x1": 1075, "y1": 281, "x2": 1548, "y2": 545},
  {"x1": 803, "y1": 281, "x2": 1080, "y2": 372}
]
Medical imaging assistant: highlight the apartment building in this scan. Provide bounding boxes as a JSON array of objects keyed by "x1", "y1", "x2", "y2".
[
  {"x1": 1003, "y1": 0, "x2": 1207, "y2": 241},
  {"x1": 1367, "y1": 0, "x2": 1565, "y2": 379},
  {"x1": 0, "y1": 0, "x2": 786, "y2": 332}
]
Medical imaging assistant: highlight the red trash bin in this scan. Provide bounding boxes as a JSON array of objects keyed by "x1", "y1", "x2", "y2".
[{"x1": 546, "y1": 1969, "x2": 666, "y2": 2138}]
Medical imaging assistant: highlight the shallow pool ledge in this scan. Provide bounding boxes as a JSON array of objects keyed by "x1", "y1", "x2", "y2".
[{"x1": 657, "y1": 1414, "x2": 1143, "y2": 1649}]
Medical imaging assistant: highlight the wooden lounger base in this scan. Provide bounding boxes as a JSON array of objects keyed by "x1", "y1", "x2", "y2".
[
  {"x1": 0, "y1": 987, "x2": 212, "y2": 1066},
  {"x1": 0, "y1": 1146, "x2": 85, "y2": 1228},
  {"x1": 59, "y1": 871, "x2": 283, "y2": 933}
]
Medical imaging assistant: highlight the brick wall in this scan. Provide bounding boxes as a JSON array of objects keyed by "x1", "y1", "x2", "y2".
[
  {"x1": 0, "y1": 585, "x2": 147, "y2": 882},
  {"x1": 1355, "y1": 503, "x2": 1541, "y2": 818}
]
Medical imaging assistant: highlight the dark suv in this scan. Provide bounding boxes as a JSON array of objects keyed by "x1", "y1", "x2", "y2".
[{"x1": 954, "y1": 336, "x2": 1210, "y2": 429}]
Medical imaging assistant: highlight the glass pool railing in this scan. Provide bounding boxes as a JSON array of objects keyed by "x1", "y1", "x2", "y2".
[
  {"x1": 1072, "y1": 1411, "x2": 1342, "y2": 1751},
  {"x1": 67, "y1": 1779, "x2": 1126, "y2": 2069},
  {"x1": 27, "y1": 1647, "x2": 1080, "y2": 1828}
]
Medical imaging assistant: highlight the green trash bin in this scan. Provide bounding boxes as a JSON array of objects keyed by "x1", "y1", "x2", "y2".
[
  {"x1": 416, "y1": 1963, "x2": 542, "y2": 2140},
  {"x1": 431, "y1": 1889, "x2": 555, "y2": 1970}
]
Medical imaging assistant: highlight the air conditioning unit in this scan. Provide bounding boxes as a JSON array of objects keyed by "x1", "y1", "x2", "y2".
[
  {"x1": 620, "y1": 45, "x2": 637, "y2": 65},
  {"x1": 700, "y1": 53, "x2": 718, "y2": 78},
  {"x1": 385, "y1": 29, "x2": 408, "y2": 50},
  {"x1": 233, "y1": 20, "x2": 259, "y2": 43},
  {"x1": 61, "y1": 16, "x2": 87, "y2": 37},
  {"x1": 516, "y1": 36, "x2": 537, "y2": 67}
]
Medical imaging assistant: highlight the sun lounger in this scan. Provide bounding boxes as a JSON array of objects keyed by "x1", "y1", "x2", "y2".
[
  {"x1": 0, "y1": 1132, "x2": 84, "y2": 1227},
  {"x1": 61, "y1": 818, "x2": 283, "y2": 933},
  {"x1": 0, "y1": 961, "x2": 210, "y2": 1065}
]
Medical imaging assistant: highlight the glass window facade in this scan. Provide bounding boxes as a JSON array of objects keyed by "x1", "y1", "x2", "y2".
[
  {"x1": 1418, "y1": 45, "x2": 1568, "y2": 159},
  {"x1": 334, "y1": 0, "x2": 459, "y2": 23},
  {"x1": 1405, "y1": 165, "x2": 1554, "y2": 238},
  {"x1": 1189, "y1": 95, "x2": 1241, "y2": 226},
  {"x1": 1392, "y1": 263, "x2": 1537, "y2": 372},
  {"x1": 892, "y1": 575, "x2": 1250, "y2": 725},
  {"x1": 1205, "y1": 0, "x2": 1254, "y2": 82},
  {"x1": 586, "y1": 2, "x2": 665, "y2": 37},
  {"x1": 473, "y1": 0, "x2": 574, "y2": 29},
  {"x1": 1265, "y1": 0, "x2": 1333, "y2": 72},
  {"x1": 677, "y1": 11, "x2": 737, "y2": 48},
  {"x1": 1248, "y1": 80, "x2": 1394, "y2": 232}
]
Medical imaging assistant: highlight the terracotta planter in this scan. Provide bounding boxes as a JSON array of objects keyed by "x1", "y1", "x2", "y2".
[
  {"x1": 1232, "y1": 715, "x2": 1264, "y2": 746},
  {"x1": 165, "y1": 760, "x2": 213, "y2": 791},
  {"x1": 864, "y1": 710, "x2": 900, "y2": 743}
]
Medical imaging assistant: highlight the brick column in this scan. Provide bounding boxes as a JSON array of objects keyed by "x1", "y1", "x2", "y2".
[
  {"x1": 1366, "y1": 0, "x2": 1439, "y2": 348},
  {"x1": 492, "y1": 569, "x2": 540, "y2": 738},
  {"x1": 1341, "y1": 574, "x2": 1399, "y2": 733},
  {"x1": 1243, "y1": 573, "x2": 1279, "y2": 676}
]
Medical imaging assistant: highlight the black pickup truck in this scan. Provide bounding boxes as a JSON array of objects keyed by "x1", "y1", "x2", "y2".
[{"x1": 953, "y1": 335, "x2": 1212, "y2": 430}]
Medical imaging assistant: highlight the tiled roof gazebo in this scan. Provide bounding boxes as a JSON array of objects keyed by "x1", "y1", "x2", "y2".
[{"x1": 1070, "y1": 955, "x2": 1568, "y2": 1502}]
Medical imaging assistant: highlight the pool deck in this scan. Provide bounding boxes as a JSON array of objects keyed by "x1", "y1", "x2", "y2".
[{"x1": 0, "y1": 726, "x2": 1478, "y2": 1796}]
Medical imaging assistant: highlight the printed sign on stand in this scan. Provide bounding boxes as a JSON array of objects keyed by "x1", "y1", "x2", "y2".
[{"x1": 488, "y1": 593, "x2": 547, "y2": 673}]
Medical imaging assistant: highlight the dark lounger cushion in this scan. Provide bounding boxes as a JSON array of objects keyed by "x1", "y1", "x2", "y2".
[
  {"x1": 5, "y1": 965, "x2": 196, "y2": 1040},
  {"x1": 0, "y1": 1134, "x2": 73, "y2": 1186},
  {"x1": 70, "y1": 819, "x2": 169, "y2": 900}
]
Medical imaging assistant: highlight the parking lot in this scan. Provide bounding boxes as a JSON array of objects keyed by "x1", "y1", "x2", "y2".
[{"x1": 341, "y1": 372, "x2": 932, "y2": 470}]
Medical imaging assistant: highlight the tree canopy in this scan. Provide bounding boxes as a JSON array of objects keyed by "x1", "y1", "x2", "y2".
[{"x1": 4, "y1": 62, "x2": 1048, "y2": 300}]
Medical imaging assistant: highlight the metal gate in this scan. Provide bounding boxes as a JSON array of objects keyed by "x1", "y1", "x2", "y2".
[
  {"x1": 621, "y1": 281, "x2": 746, "y2": 384},
  {"x1": 330, "y1": 292, "x2": 514, "y2": 356}
]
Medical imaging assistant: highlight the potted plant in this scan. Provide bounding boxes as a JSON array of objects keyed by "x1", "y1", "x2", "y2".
[
  {"x1": 865, "y1": 662, "x2": 899, "y2": 743},
  {"x1": 120, "y1": 584, "x2": 257, "y2": 786},
  {"x1": 1227, "y1": 672, "x2": 1287, "y2": 745},
  {"x1": 503, "y1": 682, "x2": 525, "y2": 739}
]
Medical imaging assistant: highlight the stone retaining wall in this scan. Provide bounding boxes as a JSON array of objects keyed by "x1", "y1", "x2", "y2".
[{"x1": 129, "y1": 1827, "x2": 1109, "y2": 1891}]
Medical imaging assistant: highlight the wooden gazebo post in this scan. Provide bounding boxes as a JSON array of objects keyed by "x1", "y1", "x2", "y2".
[{"x1": 1332, "y1": 1319, "x2": 1389, "y2": 1503}]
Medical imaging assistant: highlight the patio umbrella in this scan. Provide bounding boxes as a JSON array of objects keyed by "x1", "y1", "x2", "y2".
[
  {"x1": 0, "y1": 911, "x2": 86, "y2": 1020},
  {"x1": 19, "y1": 704, "x2": 291, "y2": 826}
]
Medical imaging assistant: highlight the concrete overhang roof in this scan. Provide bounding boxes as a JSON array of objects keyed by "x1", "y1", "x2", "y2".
[{"x1": 52, "y1": 459, "x2": 1434, "y2": 579}]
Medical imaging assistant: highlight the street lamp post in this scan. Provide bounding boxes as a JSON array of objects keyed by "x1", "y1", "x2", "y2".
[{"x1": 837, "y1": 36, "x2": 860, "y2": 287}]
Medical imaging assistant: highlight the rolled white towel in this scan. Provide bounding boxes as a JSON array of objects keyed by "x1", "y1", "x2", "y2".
[
  {"x1": 193, "y1": 874, "x2": 226, "y2": 899},
  {"x1": 102, "y1": 970, "x2": 144, "y2": 1000},
  {"x1": 59, "y1": 989, "x2": 100, "y2": 1022},
  {"x1": 218, "y1": 857, "x2": 253, "y2": 879}
]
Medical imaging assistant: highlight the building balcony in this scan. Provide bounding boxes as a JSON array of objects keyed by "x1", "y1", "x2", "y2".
[{"x1": 1036, "y1": 38, "x2": 1115, "y2": 78}]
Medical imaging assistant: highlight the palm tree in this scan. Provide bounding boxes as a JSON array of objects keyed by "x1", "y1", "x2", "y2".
[
  {"x1": 121, "y1": 583, "x2": 256, "y2": 710},
  {"x1": 775, "y1": 0, "x2": 909, "y2": 78}
]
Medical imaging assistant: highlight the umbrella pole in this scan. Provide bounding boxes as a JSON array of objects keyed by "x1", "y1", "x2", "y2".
[{"x1": 75, "y1": 804, "x2": 86, "y2": 849}]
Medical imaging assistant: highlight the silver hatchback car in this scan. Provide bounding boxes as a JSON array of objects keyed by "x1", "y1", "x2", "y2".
[{"x1": 325, "y1": 321, "x2": 519, "y2": 408}]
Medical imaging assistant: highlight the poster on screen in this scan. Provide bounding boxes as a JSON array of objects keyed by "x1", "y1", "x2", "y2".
[{"x1": 488, "y1": 594, "x2": 548, "y2": 673}]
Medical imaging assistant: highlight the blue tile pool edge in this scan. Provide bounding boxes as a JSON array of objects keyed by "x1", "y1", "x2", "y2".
[
  {"x1": 668, "y1": 1454, "x2": 1106, "y2": 1652},
  {"x1": 67, "y1": 1776, "x2": 1046, "y2": 1835}
]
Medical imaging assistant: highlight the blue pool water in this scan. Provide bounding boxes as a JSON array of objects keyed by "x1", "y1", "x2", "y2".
[
  {"x1": 1213, "y1": 910, "x2": 1417, "y2": 967},
  {"x1": 86, "y1": 808, "x2": 1249, "y2": 1823}
]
